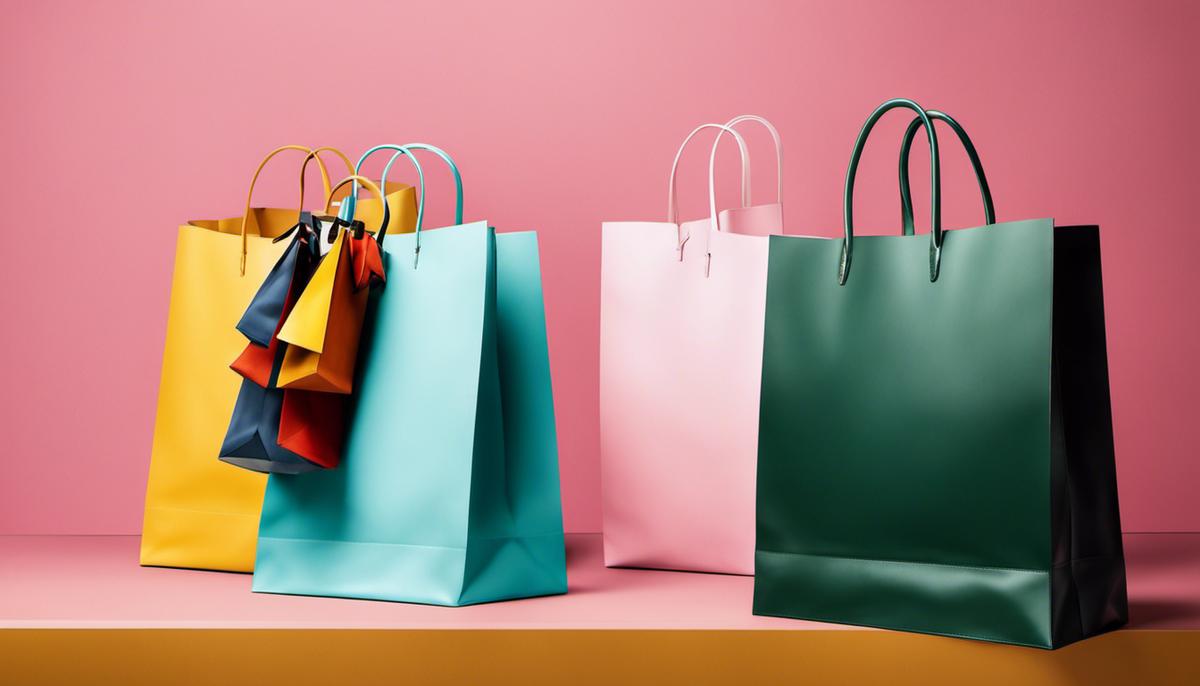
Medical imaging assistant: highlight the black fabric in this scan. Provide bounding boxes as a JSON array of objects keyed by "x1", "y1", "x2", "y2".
[{"x1": 1049, "y1": 225, "x2": 1128, "y2": 647}]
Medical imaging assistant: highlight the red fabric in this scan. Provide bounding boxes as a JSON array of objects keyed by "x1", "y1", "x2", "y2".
[
  {"x1": 230, "y1": 338, "x2": 276, "y2": 387},
  {"x1": 228, "y1": 227, "x2": 369, "y2": 470},
  {"x1": 348, "y1": 233, "x2": 386, "y2": 290},
  {"x1": 278, "y1": 389, "x2": 346, "y2": 469}
]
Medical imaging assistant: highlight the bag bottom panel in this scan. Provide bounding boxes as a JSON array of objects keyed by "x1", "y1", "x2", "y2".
[
  {"x1": 253, "y1": 534, "x2": 566, "y2": 606},
  {"x1": 140, "y1": 506, "x2": 259, "y2": 573},
  {"x1": 753, "y1": 549, "x2": 1052, "y2": 648}
]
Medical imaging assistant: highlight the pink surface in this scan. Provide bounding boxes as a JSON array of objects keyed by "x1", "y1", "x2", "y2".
[
  {"x1": 2, "y1": 533, "x2": 1197, "y2": 630},
  {"x1": 1, "y1": 1, "x2": 1199, "y2": 534},
  {"x1": 0, "y1": 534, "x2": 818, "y2": 630}
]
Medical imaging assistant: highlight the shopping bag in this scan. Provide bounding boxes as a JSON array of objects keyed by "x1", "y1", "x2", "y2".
[
  {"x1": 220, "y1": 234, "x2": 339, "y2": 474},
  {"x1": 274, "y1": 231, "x2": 368, "y2": 393},
  {"x1": 224, "y1": 175, "x2": 392, "y2": 471},
  {"x1": 229, "y1": 218, "x2": 321, "y2": 386},
  {"x1": 348, "y1": 225, "x2": 386, "y2": 289},
  {"x1": 277, "y1": 388, "x2": 347, "y2": 469},
  {"x1": 219, "y1": 380, "x2": 339, "y2": 474},
  {"x1": 141, "y1": 145, "x2": 358, "y2": 572},
  {"x1": 220, "y1": 368, "x2": 346, "y2": 473},
  {"x1": 237, "y1": 157, "x2": 417, "y2": 365},
  {"x1": 234, "y1": 214, "x2": 318, "y2": 347},
  {"x1": 252, "y1": 145, "x2": 567, "y2": 605},
  {"x1": 599, "y1": 117, "x2": 783, "y2": 575},
  {"x1": 753, "y1": 99, "x2": 1127, "y2": 648},
  {"x1": 275, "y1": 175, "x2": 403, "y2": 393}
]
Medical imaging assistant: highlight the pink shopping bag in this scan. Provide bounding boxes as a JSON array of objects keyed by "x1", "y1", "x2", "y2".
[{"x1": 600, "y1": 116, "x2": 784, "y2": 574}]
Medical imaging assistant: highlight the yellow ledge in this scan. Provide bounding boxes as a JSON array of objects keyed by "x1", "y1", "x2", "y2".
[{"x1": 3, "y1": 628, "x2": 1198, "y2": 685}]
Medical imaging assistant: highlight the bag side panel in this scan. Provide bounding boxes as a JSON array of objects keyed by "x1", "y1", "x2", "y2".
[
  {"x1": 460, "y1": 231, "x2": 567, "y2": 605},
  {"x1": 141, "y1": 227, "x2": 282, "y2": 572},
  {"x1": 1049, "y1": 226, "x2": 1129, "y2": 647}
]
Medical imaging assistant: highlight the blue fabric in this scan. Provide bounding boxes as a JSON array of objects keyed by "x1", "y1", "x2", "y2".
[
  {"x1": 235, "y1": 213, "x2": 312, "y2": 346},
  {"x1": 222, "y1": 212, "x2": 324, "y2": 474},
  {"x1": 218, "y1": 378, "x2": 319, "y2": 475}
]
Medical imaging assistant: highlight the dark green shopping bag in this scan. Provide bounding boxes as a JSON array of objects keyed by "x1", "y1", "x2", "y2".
[{"x1": 753, "y1": 98, "x2": 1127, "y2": 648}]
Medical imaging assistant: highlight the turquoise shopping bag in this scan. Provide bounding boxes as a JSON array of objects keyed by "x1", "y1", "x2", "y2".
[{"x1": 252, "y1": 145, "x2": 567, "y2": 605}]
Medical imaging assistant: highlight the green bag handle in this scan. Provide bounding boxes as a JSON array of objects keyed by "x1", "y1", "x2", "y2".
[
  {"x1": 898, "y1": 111, "x2": 994, "y2": 235},
  {"x1": 843, "y1": 98, "x2": 941, "y2": 285}
]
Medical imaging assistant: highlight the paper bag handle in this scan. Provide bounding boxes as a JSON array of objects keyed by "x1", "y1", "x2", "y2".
[
  {"x1": 237, "y1": 146, "x2": 354, "y2": 275},
  {"x1": 667, "y1": 124, "x2": 750, "y2": 224},
  {"x1": 713, "y1": 114, "x2": 783, "y2": 208},
  {"x1": 898, "y1": 110, "x2": 994, "y2": 235},
  {"x1": 842, "y1": 98, "x2": 941, "y2": 285},
  {"x1": 355, "y1": 143, "x2": 463, "y2": 232}
]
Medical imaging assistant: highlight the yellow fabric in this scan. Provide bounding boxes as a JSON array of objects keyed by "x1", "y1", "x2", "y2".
[
  {"x1": 276, "y1": 175, "x2": 415, "y2": 392},
  {"x1": 275, "y1": 231, "x2": 372, "y2": 393},
  {"x1": 354, "y1": 182, "x2": 417, "y2": 239},
  {"x1": 278, "y1": 230, "x2": 344, "y2": 354},
  {"x1": 140, "y1": 222, "x2": 287, "y2": 572},
  {"x1": 274, "y1": 345, "x2": 328, "y2": 392},
  {"x1": 276, "y1": 175, "x2": 388, "y2": 354}
]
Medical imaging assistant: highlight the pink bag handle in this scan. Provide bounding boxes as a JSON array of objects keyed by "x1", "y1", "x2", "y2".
[
  {"x1": 666, "y1": 123, "x2": 750, "y2": 224},
  {"x1": 705, "y1": 123, "x2": 750, "y2": 238},
  {"x1": 713, "y1": 114, "x2": 783, "y2": 207}
]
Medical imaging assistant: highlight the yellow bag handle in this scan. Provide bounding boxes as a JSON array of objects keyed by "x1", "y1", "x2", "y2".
[{"x1": 238, "y1": 145, "x2": 355, "y2": 275}]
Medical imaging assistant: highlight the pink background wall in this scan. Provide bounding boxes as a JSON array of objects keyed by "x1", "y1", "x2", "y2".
[{"x1": 1, "y1": 1, "x2": 1197, "y2": 534}]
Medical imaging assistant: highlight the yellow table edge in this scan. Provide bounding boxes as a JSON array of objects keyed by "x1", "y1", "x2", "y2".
[{"x1": 3, "y1": 628, "x2": 1197, "y2": 685}]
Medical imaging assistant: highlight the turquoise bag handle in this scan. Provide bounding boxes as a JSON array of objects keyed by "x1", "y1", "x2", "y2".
[
  {"x1": 356, "y1": 143, "x2": 464, "y2": 269},
  {"x1": 379, "y1": 147, "x2": 428, "y2": 238},
  {"x1": 371, "y1": 146, "x2": 426, "y2": 268},
  {"x1": 334, "y1": 148, "x2": 420, "y2": 246},
  {"x1": 355, "y1": 143, "x2": 464, "y2": 224},
  {"x1": 898, "y1": 110, "x2": 994, "y2": 235},
  {"x1": 399, "y1": 143, "x2": 464, "y2": 226}
]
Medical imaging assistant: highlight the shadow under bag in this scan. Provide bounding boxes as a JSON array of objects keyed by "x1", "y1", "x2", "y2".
[{"x1": 752, "y1": 99, "x2": 1126, "y2": 648}]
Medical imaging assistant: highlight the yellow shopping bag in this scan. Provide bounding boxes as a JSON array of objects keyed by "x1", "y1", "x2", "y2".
[
  {"x1": 140, "y1": 147, "x2": 415, "y2": 572},
  {"x1": 276, "y1": 176, "x2": 402, "y2": 393}
]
